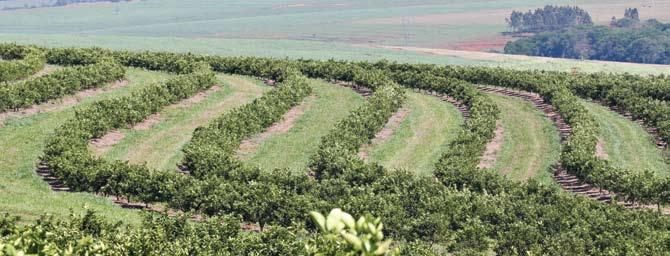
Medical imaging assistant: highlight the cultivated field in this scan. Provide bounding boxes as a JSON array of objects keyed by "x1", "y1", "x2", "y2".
[
  {"x1": 0, "y1": 0, "x2": 669, "y2": 50},
  {"x1": 1, "y1": 0, "x2": 670, "y2": 255}
]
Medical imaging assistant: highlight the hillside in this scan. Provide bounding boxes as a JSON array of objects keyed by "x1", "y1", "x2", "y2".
[{"x1": 0, "y1": 1, "x2": 669, "y2": 255}]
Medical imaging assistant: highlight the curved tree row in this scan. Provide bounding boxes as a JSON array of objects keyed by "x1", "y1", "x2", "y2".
[
  {"x1": 26, "y1": 46, "x2": 670, "y2": 254},
  {"x1": 0, "y1": 60, "x2": 125, "y2": 112},
  {"x1": 436, "y1": 65, "x2": 670, "y2": 206},
  {"x1": 363, "y1": 59, "x2": 670, "y2": 205},
  {"x1": 0, "y1": 44, "x2": 45, "y2": 84},
  {"x1": 0, "y1": 44, "x2": 127, "y2": 113},
  {"x1": 182, "y1": 69, "x2": 313, "y2": 179}
]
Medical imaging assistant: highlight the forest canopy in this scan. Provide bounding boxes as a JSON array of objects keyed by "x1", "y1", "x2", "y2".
[
  {"x1": 504, "y1": 8, "x2": 670, "y2": 65},
  {"x1": 506, "y1": 5, "x2": 593, "y2": 33}
]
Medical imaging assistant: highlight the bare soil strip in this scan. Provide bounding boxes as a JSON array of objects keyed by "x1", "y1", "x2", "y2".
[
  {"x1": 6, "y1": 65, "x2": 62, "y2": 84},
  {"x1": 237, "y1": 95, "x2": 317, "y2": 158},
  {"x1": 478, "y1": 121, "x2": 504, "y2": 169},
  {"x1": 596, "y1": 138, "x2": 609, "y2": 160},
  {"x1": 89, "y1": 85, "x2": 221, "y2": 156},
  {"x1": 28, "y1": 65, "x2": 61, "y2": 80},
  {"x1": 333, "y1": 81, "x2": 373, "y2": 98},
  {"x1": 358, "y1": 107, "x2": 410, "y2": 160},
  {"x1": 123, "y1": 80, "x2": 266, "y2": 170},
  {"x1": 90, "y1": 131, "x2": 125, "y2": 156},
  {"x1": 0, "y1": 80, "x2": 128, "y2": 127},
  {"x1": 175, "y1": 85, "x2": 222, "y2": 108}
]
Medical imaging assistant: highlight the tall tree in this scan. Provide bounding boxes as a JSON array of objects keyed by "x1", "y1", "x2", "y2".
[{"x1": 506, "y1": 5, "x2": 593, "y2": 33}]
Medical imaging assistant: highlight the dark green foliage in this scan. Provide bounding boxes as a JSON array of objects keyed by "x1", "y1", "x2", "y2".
[
  {"x1": 309, "y1": 83, "x2": 404, "y2": 181},
  {"x1": 505, "y1": 19, "x2": 670, "y2": 64},
  {"x1": 0, "y1": 59, "x2": 125, "y2": 112},
  {"x1": 611, "y1": 8, "x2": 641, "y2": 28},
  {"x1": 0, "y1": 210, "x2": 306, "y2": 255},
  {"x1": 0, "y1": 44, "x2": 46, "y2": 83},
  {"x1": 506, "y1": 5, "x2": 593, "y2": 33}
]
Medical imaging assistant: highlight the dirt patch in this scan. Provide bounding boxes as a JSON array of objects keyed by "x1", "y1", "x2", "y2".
[
  {"x1": 367, "y1": 44, "x2": 539, "y2": 62},
  {"x1": 174, "y1": 85, "x2": 221, "y2": 108},
  {"x1": 25, "y1": 65, "x2": 61, "y2": 80},
  {"x1": 237, "y1": 95, "x2": 316, "y2": 158},
  {"x1": 441, "y1": 35, "x2": 516, "y2": 52},
  {"x1": 358, "y1": 107, "x2": 410, "y2": 160},
  {"x1": 90, "y1": 131, "x2": 125, "y2": 156},
  {"x1": 0, "y1": 80, "x2": 129, "y2": 127},
  {"x1": 478, "y1": 121, "x2": 504, "y2": 169},
  {"x1": 79, "y1": 80, "x2": 129, "y2": 98},
  {"x1": 87, "y1": 85, "x2": 221, "y2": 155},
  {"x1": 133, "y1": 113, "x2": 162, "y2": 130},
  {"x1": 596, "y1": 137, "x2": 609, "y2": 159}
]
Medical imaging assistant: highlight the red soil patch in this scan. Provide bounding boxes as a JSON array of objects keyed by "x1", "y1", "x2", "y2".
[
  {"x1": 358, "y1": 107, "x2": 410, "y2": 160},
  {"x1": 478, "y1": 121, "x2": 504, "y2": 169},
  {"x1": 0, "y1": 80, "x2": 129, "y2": 127},
  {"x1": 133, "y1": 113, "x2": 162, "y2": 130},
  {"x1": 442, "y1": 35, "x2": 516, "y2": 52},
  {"x1": 174, "y1": 85, "x2": 221, "y2": 108},
  {"x1": 237, "y1": 95, "x2": 316, "y2": 157},
  {"x1": 90, "y1": 131, "x2": 125, "y2": 156}
]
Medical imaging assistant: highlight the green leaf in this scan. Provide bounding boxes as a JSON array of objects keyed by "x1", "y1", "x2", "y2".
[
  {"x1": 310, "y1": 211, "x2": 326, "y2": 232},
  {"x1": 374, "y1": 241, "x2": 392, "y2": 255},
  {"x1": 341, "y1": 232, "x2": 362, "y2": 251}
]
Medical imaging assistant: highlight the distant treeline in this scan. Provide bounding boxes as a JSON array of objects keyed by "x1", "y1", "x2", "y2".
[
  {"x1": 506, "y1": 5, "x2": 593, "y2": 33},
  {"x1": 504, "y1": 8, "x2": 670, "y2": 65},
  {"x1": 0, "y1": 0, "x2": 130, "y2": 11}
]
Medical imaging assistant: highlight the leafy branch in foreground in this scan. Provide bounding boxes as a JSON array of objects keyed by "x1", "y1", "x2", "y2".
[{"x1": 307, "y1": 208, "x2": 397, "y2": 256}]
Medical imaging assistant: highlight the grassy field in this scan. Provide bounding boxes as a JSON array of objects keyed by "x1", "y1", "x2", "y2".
[
  {"x1": 0, "y1": 68, "x2": 170, "y2": 223},
  {"x1": 486, "y1": 93, "x2": 561, "y2": 185},
  {"x1": 583, "y1": 101, "x2": 670, "y2": 176},
  {"x1": 367, "y1": 91, "x2": 464, "y2": 175},
  {"x1": 102, "y1": 75, "x2": 269, "y2": 170},
  {"x1": 243, "y1": 79, "x2": 365, "y2": 171},
  {"x1": 0, "y1": 0, "x2": 666, "y2": 49},
  {"x1": 2, "y1": 34, "x2": 670, "y2": 75}
]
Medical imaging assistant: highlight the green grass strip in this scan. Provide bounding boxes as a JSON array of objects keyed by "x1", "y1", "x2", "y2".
[
  {"x1": 582, "y1": 100, "x2": 670, "y2": 177},
  {"x1": 367, "y1": 91, "x2": 464, "y2": 175},
  {"x1": 103, "y1": 75, "x2": 269, "y2": 170},
  {"x1": 243, "y1": 79, "x2": 365, "y2": 171},
  {"x1": 486, "y1": 93, "x2": 561, "y2": 185}
]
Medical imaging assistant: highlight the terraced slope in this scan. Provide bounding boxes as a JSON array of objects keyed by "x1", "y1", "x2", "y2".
[
  {"x1": 484, "y1": 92, "x2": 561, "y2": 185},
  {"x1": 365, "y1": 91, "x2": 464, "y2": 175},
  {"x1": 583, "y1": 100, "x2": 670, "y2": 176},
  {"x1": 0, "y1": 68, "x2": 170, "y2": 222},
  {"x1": 102, "y1": 75, "x2": 269, "y2": 170},
  {"x1": 241, "y1": 79, "x2": 365, "y2": 171}
]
